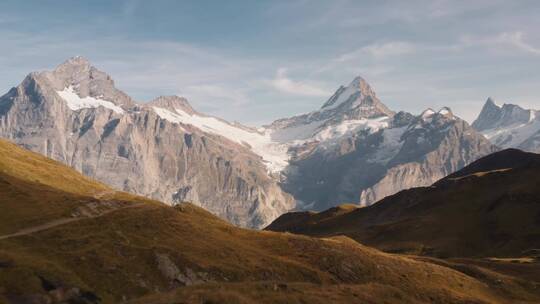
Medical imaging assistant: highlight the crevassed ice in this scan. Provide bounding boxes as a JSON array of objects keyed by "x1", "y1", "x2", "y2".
[
  {"x1": 152, "y1": 106, "x2": 289, "y2": 173},
  {"x1": 57, "y1": 86, "x2": 124, "y2": 114},
  {"x1": 153, "y1": 107, "x2": 392, "y2": 172},
  {"x1": 313, "y1": 116, "x2": 389, "y2": 143},
  {"x1": 367, "y1": 126, "x2": 407, "y2": 164}
]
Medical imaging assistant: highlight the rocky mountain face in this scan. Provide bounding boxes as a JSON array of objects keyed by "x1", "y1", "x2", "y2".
[
  {"x1": 265, "y1": 79, "x2": 498, "y2": 211},
  {"x1": 0, "y1": 57, "x2": 499, "y2": 227},
  {"x1": 0, "y1": 57, "x2": 294, "y2": 228},
  {"x1": 472, "y1": 98, "x2": 540, "y2": 152}
]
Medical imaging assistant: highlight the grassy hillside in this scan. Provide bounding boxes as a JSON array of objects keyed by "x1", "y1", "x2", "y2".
[
  {"x1": 0, "y1": 138, "x2": 144, "y2": 235},
  {"x1": 267, "y1": 149, "x2": 540, "y2": 258},
  {"x1": 1, "y1": 139, "x2": 539, "y2": 303}
]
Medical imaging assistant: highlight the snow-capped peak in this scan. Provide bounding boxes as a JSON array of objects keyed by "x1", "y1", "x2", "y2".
[
  {"x1": 472, "y1": 98, "x2": 540, "y2": 151},
  {"x1": 321, "y1": 75, "x2": 376, "y2": 110},
  {"x1": 36, "y1": 56, "x2": 137, "y2": 109},
  {"x1": 419, "y1": 107, "x2": 454, "y2": 123},
  {"x1": 438, "y1": 107, "x2": 453, "y2": 117},
  {"x1": 317, "y1": 76, "x2": 393, "y2": 121},
  {"x1": 151, "y1": 104, "x2": 289, "y2": 173},
  {"x1": 420, "y1": 108, "x2": 436, "y2": 119},
  {"x1": 472, "y1": 98, "x2": 504, "y2": 131},
  {"x1": 348, "y1": 76, "x2": 376, "y2": 95},
  {"x1": 485, "y1": 97, "x2": 499, "y2": 108}
]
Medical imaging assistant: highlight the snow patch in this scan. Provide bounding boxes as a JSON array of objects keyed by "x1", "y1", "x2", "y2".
[
  {"x1": 152, "y1": 106, "x2": 289, "y2": 173},
  {"x1": 438, "y1": 107, "x2": 451, "y2": 115},
  {"x1": 322, "y1": 85, "x2": 359, "y2": 110},
  {"x1": 314, "y1": 116, "x2": 390, "y2": 143},
  {"x1": 367, "y1": 126, "x2": 406, "y2": 164},
  {"x1": 269, "y1": 120, "x2": 325, "y2": 143},
  {"x1": 482, "y1": 117, "x2": 540, "y2": 148},
  {"x1": 421, "y1": 108, "x2": 436, "y2": 120},
  {"x1": 57, "y1": 86, "x2": 124, "y2": 114},
  {"x1": 529, "y1": 110, "x2": 536, "y2": 123}
]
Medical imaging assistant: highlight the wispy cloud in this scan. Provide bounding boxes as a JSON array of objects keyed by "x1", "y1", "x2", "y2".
[
  {"x1": 1, "y1": 1, "x2": 539, "y2": 126},
  {"x1": 336, "y1": 41, "x2": 416, "y2": 62},
  {"x1": 499, "y1": 32, "x2": 540, "y2": 55},
  {"x1": 312, "y1": 41, "x2": 413, "y2": 76},
  {"x1": 268, "y1": 68, "x2": 330, "y2": 97},
  {"x1": 459, "y1": 31, "x2": 540, "y2": 55}
]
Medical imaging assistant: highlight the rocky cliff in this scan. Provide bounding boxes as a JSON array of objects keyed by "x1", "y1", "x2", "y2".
[
  {"x1": 266, "y1": 80, "x2": 497, "y2": 210},
  {"x1": 0, "y1": 57, "x2": 500, "y2": 226},
  {"x1": 0, "y1": 57, "x2": 294, "y2": 228}
]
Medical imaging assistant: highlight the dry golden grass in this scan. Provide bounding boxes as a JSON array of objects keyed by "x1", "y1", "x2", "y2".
[
  {"x1": 2, "y1": 203, "x2": 527, "y2": 304},
  {"x1": 0, "y1": 138, "x2": 109, "y2": 196},
  {"x1": 0, "y1": 139, "x2": 539, "y2": 303}
]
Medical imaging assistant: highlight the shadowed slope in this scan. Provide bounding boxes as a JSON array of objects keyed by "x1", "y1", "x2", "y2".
[
  {"x1": 267, "y1": 149, "x2": 540, "y2": 258},
  {"x1": 1, "y1": 140, "x2": 539, "y2": 303}
]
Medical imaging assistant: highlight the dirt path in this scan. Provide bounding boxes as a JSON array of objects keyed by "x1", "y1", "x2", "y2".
[
  {"x1": 93, "y1": 189, "x2": 118, "y2": 200},
  {"x1": 0, "y1": 202, "x2": 145, "y2": 241}
]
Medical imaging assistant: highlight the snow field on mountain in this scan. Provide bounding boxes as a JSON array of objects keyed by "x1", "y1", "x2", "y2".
[
  {"x1": 152, "y1": 106, "x2": 289, "y2": 172},
  {"x1": 57, "y1": 86, "x2": 125, "y2": 114}
]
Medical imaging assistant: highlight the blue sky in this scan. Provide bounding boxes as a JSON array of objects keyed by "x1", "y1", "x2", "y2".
[{"x1": 1, "y1": 0, "x2": 539, "y2": 124}]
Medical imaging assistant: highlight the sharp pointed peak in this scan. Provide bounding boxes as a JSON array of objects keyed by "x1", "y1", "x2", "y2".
[
  {"x1": 472, "y1": 98, "x2": 533, "y2": 131},
  {"x1": 485, "y1": 97, "x2": 500, "y2": 108},
  {"x1": 319, "y1": 75, "x2": 392, "y2": 117},
  {"x1": 349, "y1": 75, "x2": 368, "y2": 86},
  {"x1": 347, "y1": 75, "x2": 374, "y2": 94}
]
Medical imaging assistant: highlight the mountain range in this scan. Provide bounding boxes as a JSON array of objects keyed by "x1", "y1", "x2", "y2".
[{"x1": 0, "y1": 56, "x2": 538, "y2": 228}]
